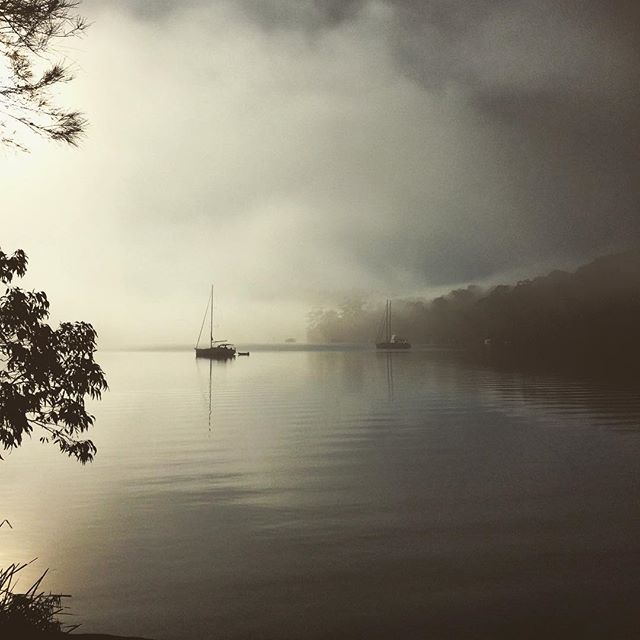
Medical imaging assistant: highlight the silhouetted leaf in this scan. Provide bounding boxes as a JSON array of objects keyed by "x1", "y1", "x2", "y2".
[{"x1": 0, "y1": 246, "x2": 107, "y2": 462}]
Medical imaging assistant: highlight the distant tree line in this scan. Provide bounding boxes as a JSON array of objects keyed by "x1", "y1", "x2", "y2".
[{"x1": 307, "y1": 250, "x2": 640, "y2": 368}]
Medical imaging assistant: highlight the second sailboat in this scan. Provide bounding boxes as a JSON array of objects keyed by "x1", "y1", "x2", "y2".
[{"x1": 376, "y1": 300, "x2": 411, "y2": 350}]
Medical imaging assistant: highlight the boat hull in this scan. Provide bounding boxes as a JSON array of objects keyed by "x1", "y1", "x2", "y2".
[
  {"x1": 376, "y1": 342, "x2": 411, "y2": 350},
  {"x1": 195, "y1": 347, "x2": 236, "y2": 359}
]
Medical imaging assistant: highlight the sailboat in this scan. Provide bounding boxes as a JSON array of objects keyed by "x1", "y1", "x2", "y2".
[
  {"x1": 195, "y1": 286, "x2": 237, "y2": 359},
  {"x1": 376, "y1": 300, "x2": 411, "y2": 350}
]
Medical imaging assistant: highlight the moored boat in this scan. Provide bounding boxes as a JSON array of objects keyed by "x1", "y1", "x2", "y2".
[
  {"x1": 376, "y1": 300, "x2": 411, "y2": 350},
  {"x1": 195, "y1": 286, "x2": 237, "y2": 359}
]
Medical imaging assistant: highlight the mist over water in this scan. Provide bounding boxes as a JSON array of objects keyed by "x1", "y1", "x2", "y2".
[{"x1": 2, "y1": 349, "x2": 640, "y2": 639}]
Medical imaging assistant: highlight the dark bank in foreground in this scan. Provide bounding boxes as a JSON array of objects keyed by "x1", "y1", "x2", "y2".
[{"x1": 18, "y1": 634, "x2": 151, "y2": 640}]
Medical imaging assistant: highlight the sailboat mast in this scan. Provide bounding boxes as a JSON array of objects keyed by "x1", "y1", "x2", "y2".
[
  {"x1": 210, "y1": 285, "x2": 214, "y2": 348},
  {"x1": 387, "y1": 300, "x2": 391, "y2": 342}
]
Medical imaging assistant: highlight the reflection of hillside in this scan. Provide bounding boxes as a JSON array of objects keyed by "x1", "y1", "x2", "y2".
[
  {"x1": 484, "y1": 371, "x2": 640, "y2": 432},
  {"x1": 308, "y1": 250, "x2": 640, "y2": 370}
]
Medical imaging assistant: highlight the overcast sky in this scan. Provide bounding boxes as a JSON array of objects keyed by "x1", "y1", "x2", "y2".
[{"x1": 1, "y1": 0, "x2": 638, "y2": 346}]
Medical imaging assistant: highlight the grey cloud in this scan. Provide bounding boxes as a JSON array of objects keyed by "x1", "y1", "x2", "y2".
[
  {"x1": 25, "y1": 0, "x2": 639, "y2": 345},
  {"x1": 89, "y1": 1, "x2": 640, "y2": 275},
  {"x1": 385, "y1": 0, "x2": 640, "y2": 277}
]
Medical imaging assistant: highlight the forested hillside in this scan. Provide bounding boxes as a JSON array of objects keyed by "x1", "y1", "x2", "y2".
[{"x1": 308, "y1": 250, "x2": 640, "y2": 366}]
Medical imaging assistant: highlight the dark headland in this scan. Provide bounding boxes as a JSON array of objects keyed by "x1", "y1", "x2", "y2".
[{"x1": 308, "y1": 248, "x2": 640, "y2": 374}]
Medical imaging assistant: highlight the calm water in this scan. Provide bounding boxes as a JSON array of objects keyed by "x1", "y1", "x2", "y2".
[{"x1": 2, "y1": 349, "x2": 640, "y2": 639}]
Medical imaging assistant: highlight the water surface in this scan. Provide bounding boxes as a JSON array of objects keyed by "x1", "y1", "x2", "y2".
[{"x1": 2, "y1": 349, "x2": 640, "y2": 639}]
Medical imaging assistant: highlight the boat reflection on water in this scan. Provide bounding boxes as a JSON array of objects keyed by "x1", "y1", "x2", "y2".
[
  {"x1": 385, "y1": 351, "x2": 395, "y2": 402},
  {"x1": 196, "y1": 350, "x2": 235, "y2": 433}
]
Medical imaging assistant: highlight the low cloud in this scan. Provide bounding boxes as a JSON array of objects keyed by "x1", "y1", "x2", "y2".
[{"x1": 2, "y1": 0, "x2": 638, "y2": 345}]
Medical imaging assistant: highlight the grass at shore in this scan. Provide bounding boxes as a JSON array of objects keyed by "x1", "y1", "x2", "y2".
[
  {"x1": 0, "y1": 560, "x2": 74, "y2": 636},
  {"x1": 1, "y1": 561, "x2": 154, "y2": 639}
]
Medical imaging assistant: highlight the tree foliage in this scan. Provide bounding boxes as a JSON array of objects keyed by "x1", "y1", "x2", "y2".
[
  {"x1": 0, "y1": 0, "x2": 87, "y2": 149},
  {"x1": 306, "y1": 250, "x2": 640, "y2": 368},
  {"x1": 0, "y1": 247, "x2": 107, "y2": 463}
]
